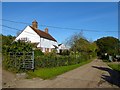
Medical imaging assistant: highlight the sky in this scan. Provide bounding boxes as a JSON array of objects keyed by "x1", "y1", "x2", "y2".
[{"x1": 2, "y1": 2, "x2": 118, "y2": 43}]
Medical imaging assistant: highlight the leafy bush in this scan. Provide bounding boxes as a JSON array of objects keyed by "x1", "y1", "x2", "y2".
[
  {"x1": 96, "y1": 37, "x2": 120, "y2": 57},
  {"x1": 2, "y1": 40, "x2": 34, "y2": 73},
  {"x1": 34, "y1": 49, "x2": 44, "y2": 57},
  {"x1": 34, "y1": 52, "x2": 95, "y2": 69},
  {"x1": 59, "y1": 50, "x2": 70, "y2": 56}
]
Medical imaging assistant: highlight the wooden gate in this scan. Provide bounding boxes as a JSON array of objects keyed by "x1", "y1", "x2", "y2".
[{"x1": 9, "y1": 51, "x2": 34, "y2": 70}]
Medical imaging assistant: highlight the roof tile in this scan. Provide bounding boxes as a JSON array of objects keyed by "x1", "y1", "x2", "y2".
[{"x1": 30, "y1": 26, "x2": 57, "y2": 42}]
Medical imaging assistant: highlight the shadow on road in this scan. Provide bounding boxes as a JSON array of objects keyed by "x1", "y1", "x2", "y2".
[{"x1": 92, "y1": 66, "x2": 120, "y2": 87}]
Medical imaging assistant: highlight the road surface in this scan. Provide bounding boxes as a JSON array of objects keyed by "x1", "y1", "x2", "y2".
[{"x1": 2, "y1": 59, "x2": 120, "y2": 88}]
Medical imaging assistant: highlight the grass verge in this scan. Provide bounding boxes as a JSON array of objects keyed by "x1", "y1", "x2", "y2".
[
  {"x1": 27, "y1": 59, "x2": 93, "y2": 79},
  {"x1": 108, "y1": 63, "x2": 120, "y2": 72}
]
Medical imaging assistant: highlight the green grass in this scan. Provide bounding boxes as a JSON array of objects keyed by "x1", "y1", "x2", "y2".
[
  {"x1": 108, "y1": 63, "x2": 120, "y2": 72},
  {"x1": 27, "y1": 59, "x2": 93, "y2": 79}
]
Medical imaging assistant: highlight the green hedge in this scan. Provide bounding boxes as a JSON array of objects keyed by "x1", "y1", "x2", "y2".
[
  {"x1": 2, "y1": 41, "x2": 34, "y2": 73},
  {"x1": 34, "y1": 49, "x2": 44, "y2": 57},
  {"x1": 34, "y1": 53, "x2": 92, "y2": 68}
]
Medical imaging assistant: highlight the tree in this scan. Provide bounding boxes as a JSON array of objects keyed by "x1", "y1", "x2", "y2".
[
  {"x1": 2, "y1": 34, "x2": 16, "y2": 46},
  {"x1": 2, "y1": 35, "x2": 16, "y2": 54},
  {"x1": 88, "y1": 42, "x2": 98, "y2": 57},
  {"x1": 96, "y1": 36, "x2": 119, "y2": 56},
  {"x1": 70, "y1": 38, "x2": 90, "y2": 52},
  {"x1": 66, "y1": 32, "x2": 98, "y2": 57},
  {"x1": 65, "y1": 32, "x2": 85, "y2": 52}
]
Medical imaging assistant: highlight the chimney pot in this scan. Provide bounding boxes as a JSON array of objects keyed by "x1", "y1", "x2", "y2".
[
  {"x1": 32, "y1": 20, "x2": 38, "y2": 29},
  {"x1": 45, "y1": 28, "x2": 48, "y2": 33}
]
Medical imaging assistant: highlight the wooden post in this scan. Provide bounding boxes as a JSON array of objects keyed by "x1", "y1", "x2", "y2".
[{"x1": 32, "y1": 51, "x2": 34, "y2": 72}]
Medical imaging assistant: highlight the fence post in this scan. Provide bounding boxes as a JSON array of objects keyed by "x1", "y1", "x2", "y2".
[{"x1": 32, "y1": 51, "x2": 34, "y2": 72}]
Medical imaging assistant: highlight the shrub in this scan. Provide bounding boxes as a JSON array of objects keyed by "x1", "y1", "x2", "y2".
[
  {"x1": 34, "y1": 51, "x2": 96, "y2": 69},
  {"x1": 2, "y1": 41, "x2": 34, "y2": 73},
  {"x1": 34, "y1": 49, "x2": 44, "y2": 57},
  {"x1": 59, "y1": 50, "x2": 70, "y2": 56}
]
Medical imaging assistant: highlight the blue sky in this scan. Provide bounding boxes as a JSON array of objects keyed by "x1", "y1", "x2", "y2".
[{"x1": 2, "y1": 2, "x2": 118, "y2": 43}]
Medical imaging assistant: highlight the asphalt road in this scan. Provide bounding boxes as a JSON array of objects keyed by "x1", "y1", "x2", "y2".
[{"x1": 2, "y1": 59, "x2": 120, "y2": 88}]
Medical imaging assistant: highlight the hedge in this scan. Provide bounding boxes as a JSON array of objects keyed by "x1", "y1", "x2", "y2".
[{"x1": 34, "y1": 52, "x2": 93, "y2": 69}]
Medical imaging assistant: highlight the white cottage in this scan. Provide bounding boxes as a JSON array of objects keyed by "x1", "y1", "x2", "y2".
[
  {"x1": 15, "y1": 20, "x2": 58, "y2": 53},
  {"x1": 57, "y1": 43, "x2": 69, "y2": 53}
]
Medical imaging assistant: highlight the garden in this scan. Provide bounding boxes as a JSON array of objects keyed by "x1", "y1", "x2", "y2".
[
  {"x1": 1, "y1": 34, "x2": 98, "y2": 79},
  {"x1": 2, "y1": 34, "x2": 120, "y2": 79}
]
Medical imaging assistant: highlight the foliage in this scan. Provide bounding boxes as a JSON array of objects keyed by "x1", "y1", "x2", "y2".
[
  {"x1": 34, "y1": 49, "x2": 44, "y2": 57},
  {"x1": 59, "y1": 49, "x2": 70, "y2": 56},
  {"x1": 2, "y1": 35, "x2": 15, "y2": 53},
  {"x1": 2, "y1": 41, "x2": 33, "y2": 72},
  {"x1": 34, "y1": 52, "x2": 93, "y2": 68},
  {"x1": 2, "y1": 35, "x2": 34, "y2": 72},
  {"x1": 2, "y1": 34, "x2": 16, "y2": 46},
  {"x1": 65, "y1": 32, "x2": 98, "y2": 59},
  {"x1": 70, "y1": 38, "x2": 89, "y2": 52},
  {"x1": 65, "y1": 32, "x2": 85, "y2": 49},
  {"x1": 27, "y1": 59, "x2": 93, "y2": 79},
  {"x1": 96, "y1": 36, "x2": 120, "y2": 57}
]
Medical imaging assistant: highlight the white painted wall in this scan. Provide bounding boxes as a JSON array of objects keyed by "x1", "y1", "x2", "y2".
[
  {"x1": 37, "y1": 38, "x2": 58, "y2": 52},
  {"x1": 57, "y1": 44, "x2": 69, "y2": 53},
  {"x1": 15, "y1": 26, "x2": 40, "y2": 43},
  {"x1": 58, "y1": 44, "x2": 66, "y2": 49}
]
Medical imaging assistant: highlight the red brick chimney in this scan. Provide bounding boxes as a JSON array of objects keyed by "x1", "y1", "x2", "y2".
[
  {"x1": 32, "y1": 20, "x2": 38, "y2": 29},
  {"x1": 45, "y1": 28, "x2": 48, "y2": 33}
]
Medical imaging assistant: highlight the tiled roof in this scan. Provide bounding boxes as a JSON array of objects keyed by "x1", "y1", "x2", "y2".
[{"x1": 30, "y1": 26, "x2": 57, "y2": 42}]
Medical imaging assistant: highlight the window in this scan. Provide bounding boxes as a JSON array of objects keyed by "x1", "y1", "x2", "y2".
[{"x1": 20, "y1": 37, "x2": 28, "y2": 42}]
